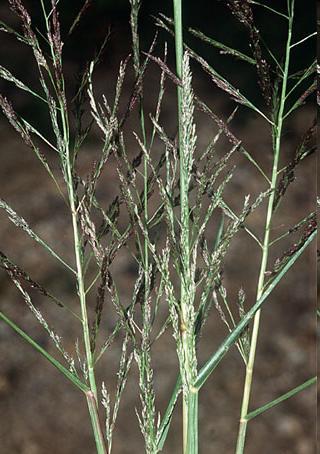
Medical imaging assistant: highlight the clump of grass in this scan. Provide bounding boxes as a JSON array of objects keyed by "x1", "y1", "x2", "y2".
[{"x1": 0, "y1": 0, "x2": 316, "y2": 453}]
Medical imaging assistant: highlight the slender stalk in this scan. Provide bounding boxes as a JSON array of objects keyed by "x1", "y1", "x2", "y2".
[
  {"x1": 39, "y1": 0, "x2": 100, "y2": 408},
  {"x1": 62, "y1": 109, "x2": 101, "y2": 398},
  {"x1": 130, "y1": 2, "x2": 157, "y2": 449},
  {"x1": 173, "y1": 1, "x2": 187, "y2": 449},
  {"x1": 130, "y1": 0, "x2": 149, "y2": 290},
  {"x1": 53, "y1": 52, "x2": 107, "y2": 451},
  {"x1": 173, "y1": 1, "x2": 198, "y2": 452},
  {"x1": 235, "y1": 4, "x2": 294, "y2": 453},
  {"x1": 63, "y1": 106, "x2": 107, "y2": 453},
  {"x1": 290, "y1": 32, "x2": 316, "y2": 49},
  {"x1": 248, "y1": 1, "x2": 289, "y2": 20}
]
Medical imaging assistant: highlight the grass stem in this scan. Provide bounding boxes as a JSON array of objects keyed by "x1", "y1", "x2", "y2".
[
  {"x1": 235, "y1": 4, "x2": 294, "y2": 452},
  {"x1": 173, "y1": 1, "x2": 198, "y2": 452},
  {"x1": 86, "y1": 391, "x2": 108, "y2": 454}
]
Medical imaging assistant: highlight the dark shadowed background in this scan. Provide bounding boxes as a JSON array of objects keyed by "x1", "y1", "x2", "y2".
[{"x1": 0, "y1": 1, "x2": 316, "y2": 453}]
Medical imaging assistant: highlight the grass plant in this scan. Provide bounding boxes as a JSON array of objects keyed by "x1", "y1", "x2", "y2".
[{"x1": 0, "y1": 0, "x2": 316, "y2": 453}]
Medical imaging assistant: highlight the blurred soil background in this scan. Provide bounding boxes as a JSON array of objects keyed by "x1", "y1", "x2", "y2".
[{"x1": 0, "y1": 1, "x2": 316, "y2": 453}]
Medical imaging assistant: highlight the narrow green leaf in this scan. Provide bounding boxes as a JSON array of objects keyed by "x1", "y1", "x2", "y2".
[
  {"x1": 0, "y1": 311, "x2": 88, "y2": 393},
  {"x1": 156, "y1": 375, "x2": 182, "y2": 450},
  {"x1": 245, "y1": 377, "x2": 316, "y2": 421},
  {"x1": 194, "y1": 229, "x2": 316, "y2": 389}
]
